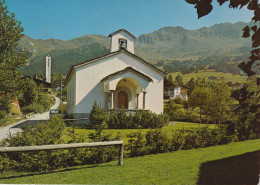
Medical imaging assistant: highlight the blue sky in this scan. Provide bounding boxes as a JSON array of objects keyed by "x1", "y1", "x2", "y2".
[{"x1": 5, "y1": 0, "x2": 253, "y2": 40}]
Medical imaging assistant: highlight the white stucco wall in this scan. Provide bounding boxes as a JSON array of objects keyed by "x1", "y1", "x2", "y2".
[
  {"x1": 110, "y1": 32, "x2": 135, "y2": 54},
  {"x1": 68, "y1": 52, "x2": 164, "y2": 114},
  {"x1": 67, "y1": 72, "x2": 76, "y2": 114}
]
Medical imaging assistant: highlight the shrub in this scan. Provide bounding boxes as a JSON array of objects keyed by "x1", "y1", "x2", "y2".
[
  {"x1": 0, "y1": 96, "x2": 10, "y2": 114},
  {"x1": 108, "y1": 110, "x2": 169, "y2": 129},
  {"x1": 170, "y1": 131, "x2": 185, "y2": 151},
  {"x1": 182, "y1": 131, "x2": 199, "y2": 149},
  {"x1": 90, "y1": 101, "x2": 108, "y2": 127},
  {"x1": 0, "y1": 116, "x2": 66, "y2": 172},
  {"x1": 125, "y1": 131, "x2": 146, "y2": 157},
  {"x1": 60, "y1": 103, "x2": 67, "y2": 114},
  {"x1": 174, "y1": 97, "x2": 183, "y2": 104},
  {"x1": 20, "y1": 92, "x2": 55, "y2": 114},
  {"x1": 0, "y1": 110, "x2": 6, "y2": 119},
  {"x1": 0, "y1": 114, "x2": 121, "y2": 172},
  {"x1": 1, "y1": 115, "x2": 65, "y2": 147},
  {"x1": 108, "y1": 109, "x2": 134, "y2": 129},
  {"x1": 145, "y1": 129, "x2": 170, "y2": 154}
]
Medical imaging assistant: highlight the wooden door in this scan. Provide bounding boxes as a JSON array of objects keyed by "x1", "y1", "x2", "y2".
[{"x1": 118, "y1": 91, "x2": 128, "y2": 109}]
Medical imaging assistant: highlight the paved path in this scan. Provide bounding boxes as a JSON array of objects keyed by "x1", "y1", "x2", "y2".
[{"x1": 0, "y1": 96, "x2": 60, "y2": 141}]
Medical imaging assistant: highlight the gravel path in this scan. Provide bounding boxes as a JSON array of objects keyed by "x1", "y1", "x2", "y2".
[{"x1": 0, "y1": 96, "x2": 60, "y2": 141}]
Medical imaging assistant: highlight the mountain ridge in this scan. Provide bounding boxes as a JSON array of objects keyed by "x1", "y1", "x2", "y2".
[{"x1": 19, "y1": 22, "x2": 252, "y2": 76}]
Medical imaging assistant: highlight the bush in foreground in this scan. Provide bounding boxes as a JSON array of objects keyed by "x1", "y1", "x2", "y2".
[
  {"x1": 0, "y1": 115, "x2": 120, "y2": 173},
  {"x1": 89, "y1": 102, "x2": 169, "y2": 129}
]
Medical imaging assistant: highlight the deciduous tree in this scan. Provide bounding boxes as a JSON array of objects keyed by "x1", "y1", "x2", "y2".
[
  {"x1": 206, "y1": 82, "x2": 233, "y2": 124},
  {"x1": 0, "y1": 0, "x2": 28, "y2": 113},
  {"x1": 188, "y1": 86, "x2": 212, "y2": 123}
]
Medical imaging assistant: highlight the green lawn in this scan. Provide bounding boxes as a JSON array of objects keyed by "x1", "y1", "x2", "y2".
[
  {"x1": 1, "y1": 139, "x2": 259, "y2": 184},
  {"x1": 169, "y1": 71, "x2": 248, "y2": 84},
  {"x1": 62, "y1": 122, "x2": 216, "y2": 143}
]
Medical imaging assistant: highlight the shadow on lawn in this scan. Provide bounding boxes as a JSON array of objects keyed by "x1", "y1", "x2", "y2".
[
  {"x1": 0, "y1": 164, "x2": 115, "y2": 180},
  {"x1": 197, "y1": 150, "x2": 260, "y2": 185}
]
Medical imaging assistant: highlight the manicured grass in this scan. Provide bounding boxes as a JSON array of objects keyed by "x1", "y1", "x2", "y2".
[
  {"x1": 169, "y1": 71, "x2": 248, "y2": 84},
  {"x1": 62, "y1": 122, "x2": 216, "y2": 143},
  {"x1": 1, "y1": 139, "x2": 259, "y2": 184}
]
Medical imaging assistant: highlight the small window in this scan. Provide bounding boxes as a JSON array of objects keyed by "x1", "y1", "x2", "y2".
[{"x1": 118, "y1": 39, "x2": 127, "y2": 50}]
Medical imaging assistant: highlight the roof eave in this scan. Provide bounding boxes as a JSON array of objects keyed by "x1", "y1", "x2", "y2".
[
  {"x1": 100, "y1": 67, "x2": 153, "y2": 83},
  {"x1": 108, "y1": 29, "x2": 136, "y2": 39}
]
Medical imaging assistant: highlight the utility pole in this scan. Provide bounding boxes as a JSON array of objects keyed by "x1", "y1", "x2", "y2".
[{"x1": 60, "y1": 81, "x2": 63, "y2": 110}]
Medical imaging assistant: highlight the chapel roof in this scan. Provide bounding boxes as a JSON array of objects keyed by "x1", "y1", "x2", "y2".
[
  {"x1": 65, "y1": 48, "x2": 166, "y2": 85},
  {"x1": 100, "y1": 66, "x2": 153, "y2": 82},
  {"x1": 108, "y1": 29, "x2": 136, "y2": 39}
]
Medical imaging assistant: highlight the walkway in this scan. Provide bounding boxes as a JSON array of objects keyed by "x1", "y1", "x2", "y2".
[{"x1": 0, "y1": 96, "x2": 60, "y2": 141}]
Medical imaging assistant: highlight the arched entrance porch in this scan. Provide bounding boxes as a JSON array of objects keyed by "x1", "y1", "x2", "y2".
[{"x1": 101, "y1": 67, "x2": 153, "y2": 111}]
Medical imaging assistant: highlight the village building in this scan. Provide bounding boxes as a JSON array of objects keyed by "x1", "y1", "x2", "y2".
[
  {"x1": 163, "y1": 79, "x2": 175, "y2": 100},
  {"x1": 65, "y1": 29, "x2": 166, "y2": 117},
  {"x1": 170, "y1": 86, "x2": 188, "y2": 100},
  {"x1": 163, "y1": 79, "x2": 188, "y2": 101}
]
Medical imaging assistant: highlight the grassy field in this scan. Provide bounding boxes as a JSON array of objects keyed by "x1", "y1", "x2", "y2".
[
  {"x1": 62, "y1": 122, "x2": 216, "y2": 143},
  {"x1": 169, "y1": 71, "x2": 248, "y2": 84},
  {"x1": 1, "y1": 139, "x2": 259, "y2": 184}
]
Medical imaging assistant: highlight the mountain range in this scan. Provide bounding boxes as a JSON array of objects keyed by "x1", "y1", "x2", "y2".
[{"x1": 19, "y1": 22, "x2": 252, "y2": 76}]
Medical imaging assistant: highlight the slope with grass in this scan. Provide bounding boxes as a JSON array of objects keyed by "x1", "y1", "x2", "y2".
[
  {"x1": 169, "y1": 71, "x2": 248, "y2": 84},
  {"x1": 1, "y1": 139, "x2": 259, "y2": 184},
  {"x1": 62, "y1": 122, "x2": 216, "y2": 144}
]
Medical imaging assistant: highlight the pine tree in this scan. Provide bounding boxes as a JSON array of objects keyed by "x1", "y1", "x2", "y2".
[
  {"x1": 175, "y1": 74, "x2": 183, "y2": 86},
  {"x1": 168, "y1": 74, "x2": 174, "y2": 82}
]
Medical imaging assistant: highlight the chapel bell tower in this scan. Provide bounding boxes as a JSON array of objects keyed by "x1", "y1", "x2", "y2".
[
  {"x1": 46, "y1": 55, "x2": 51, "y2": 83},
  {"x1": 109, "y1": 29, "x2": 136, "y2": 54}
]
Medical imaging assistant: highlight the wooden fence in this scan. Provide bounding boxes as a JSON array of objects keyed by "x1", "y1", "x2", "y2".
[{"x1": 0, "y1": 140, "x2": 124, "y2": 166}]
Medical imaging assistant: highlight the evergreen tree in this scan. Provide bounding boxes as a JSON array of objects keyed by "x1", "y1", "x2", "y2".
[
  {"x1": 175, "y1": 74, "x2": 183, "y2": 86},
  {"x1": 187, "y1": 78, "x2": 196, "y2": 96},
  {"x1": 168, "y1": 74, "x2": 174, "y2": 82},
  {"x1": 89, "y1": 101, "x2": 108, "y2": 141},
  {"x1": 0, "y1": 0, "x2": 28, "y2": 113}
]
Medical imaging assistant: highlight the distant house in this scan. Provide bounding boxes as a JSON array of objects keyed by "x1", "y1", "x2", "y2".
[
  {"x1": 65, "y1": 29, "x2": 166, "y2": 117},
  {"x1": 22, "y1": 74, "x2": 52, "y2": 92},
  {"x1": 164, "y1": 79, "x2": 188, "y2": 101},
  {"x1": 32, "y1": 75, "x2": 52, "y2": 92},
  {"x1": 164, "y1": 79, "x2": 175, "y2": 100},
  {"x1": 170, "y1": 86, "x2": 188, "y2": 101}
]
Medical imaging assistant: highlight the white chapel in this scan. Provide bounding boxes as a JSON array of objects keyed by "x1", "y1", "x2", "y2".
[{"x1": 65, "y1": 29, "x2": 166, "y2": 117}]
